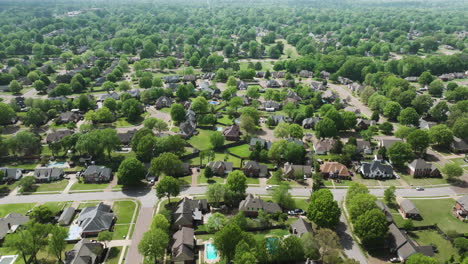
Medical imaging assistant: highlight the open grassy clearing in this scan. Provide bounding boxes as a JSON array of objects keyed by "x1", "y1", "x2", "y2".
[
  {"x1": 34, "y1": 179, "x2": 69, "y2": 193},
  {"x1": 409, "y1": 230, "x2": 459, "y2": 263},
  {"x1": 112, "y1": 200, "x2": 137, "y2": 224},
  {"x1": 0, "y1": 203, "x2": 36, "y2": 217}
]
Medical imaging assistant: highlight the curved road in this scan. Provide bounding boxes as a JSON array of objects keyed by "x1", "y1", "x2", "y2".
[{"x1": 0, "y1": 186, "x2": 462, "y2": 264}]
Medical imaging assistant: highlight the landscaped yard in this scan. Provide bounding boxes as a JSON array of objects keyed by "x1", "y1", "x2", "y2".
[
  {"x1": 33, "y1": 179, "x2": 69, "y2": 193},
  {"x1": 292, "y1": 198, "x2": 309, "y2": 211},
  {"x1": 188, "y1": 129, "x2": 216, "y2": 151},
  {"x1": 246, "y1": 177, "x2": 260, "y2": 185},
  {"x1": 70, "y1": 182, "x2": 109, "y2": 191},
  {"x1": 77, "y1": 201, "x2": 100, "y2": 209},
  {"x1": 409, "y1": 230, "x2": 460, "y2": 263},
  {"x1": 0, "y1": 203, "x2": 36, "y2": 217},
  {"x1": 43, "y1": 201, "x2": 71, "y2": 214},
  {"x1": 217, "y1": 115, "x2": 234, "y2": 125},
  {"x1": 105, "y1": 246, "x2": 123, "y2": 264},
  {"x1": 112, "y1": 200, "x2": 137, "y2": 224},
  {"x1": 188, "y1": 152, "x2": 242, "y2": 168},
  {"x1": 228, "y1": 144, "x2": 251, "y2": 158},
  {"x1": 399, "y1": 173, "x2": 448, "y2": 186},
  {"x1": 198, "y1": 169, "x2": 225, "y2": 184},
  {"x1": 450, "y1": 158, "x2": 468, "y2": 171},
  {"x1": 112, "y1": 224, "x2": 130, "y2": 240}
]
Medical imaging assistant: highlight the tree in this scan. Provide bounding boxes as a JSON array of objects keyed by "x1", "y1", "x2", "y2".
[
  {"x1": 0, "y1": 103, "x2": 16, "y2": 126},
  {"x1": 288, "y1": 124, "x2": 304, "y2": 139},
  {"x1": 271, "y1": 183, "x2": 295, "y2": 209},
  {"x1": 170, "y1": 103, "x2": 186, "y2": 123},
  {"x1": 274, "y1": 122, "x2": 290, "y2": 138},
  {"x1": 100, "y1": 128, "x2": 121, "y2": 159},
  {"x1": 342, "y1": 111, "x2": 357, "y2": 130},
  {"x1": 379, "y1": 122, "x2": 393, "y2": 135},
  {"x1": 117, "y1": 158, "x2": 146, "y2": 185},
  {"x1": 144, "y1": 117, "x2": 168, "y2": 133},
  {"x1": 24, "y1": 108, "x2": 47, "y2": 127},
  {"x1": 418, "y1": 71, "x2": 434, "y2": 86},
  {"x1": 387, "y1": 142, "x2": 414, "y2": 167},
  {"x1": 384, "y1": 186, "x2": 396, "y2": 206},
  {"x1": 395, "y1": 126, "x2": 416, "y2": 139},
  {"x1": 406, "y1": 253, "x2": 438, "y2": 264},
  {"x1": 246, "y1": 86, "x2": 260, "y2": 99},
  {"x1": 29, "y1": 205, "x2": 53, "y2": 223},
  {"x1": 314, "y1": 118, "x2": 337, "y2": 138},
  {"x1": 346, "y1": 182, "x2": 369, "y2": 204},
  {"x1": 226, "y1": 171, "x2": 247, "y2": 195},
  {"x1": 301, "y1": 232, "x2": 320, "y2": 260},
  {"x1": 347, "y1": 193, "x2": 377, "y2": 221},
  {"x1": 354, "y1": 208, "x2": 388, "y2": 247},
  {"x1": 96, "y1": 230, "x2": 113, "y2": 249},
  {"x1": 4, "y1": 221, "x2": 50, "y2": 264},
  {"x1": 48, "y1": 225, "x2": 68, "y2": 262},
  {"x1": 151, "y1": 213, "x2": 170, "y2": 232},
  {"x1": 192, "y1": 96, "x2": 209, "y2": 113},
  {"x1": 398, "y1": 107, "x2": 419, "y2": 126},
  {"x1": 383, "y1": 101, "x2": 402, "y2": 121},
  {"x1": 18, "y1": 176, "x2": 35, "y2": 192},
  {"x1": 441, "y1": 163, "x2": 463, "y2": 178},
  {"x1": 210, "y1": 132, "x2": 225, "y2": 150},
  {"x1": 407, "y1": 130, "x2": 430, "y2": 156},
  {"x1": 155, "y1": 176, "x2": 180, "y2": 203},
  {"x1": 277, "y1": 236, "x2": 305, "y2": 262},
  {"x1": 314, "y1": 228, "x2": 342, "y2": 263},
  {"x1": 121, "y1": 98, "x2": 143, "y2": 121},
  {"x1": 429, "y1": 101, "x2": 449, "y2": 122},
  {"x1": 411, "y1": 94, "x2": 433, "y2": 115},
  {"x1": 453, "y1": 117, "x2": 468, "y2": 140},
  {"x1": 240, "y1": 115, "x2": 256, "y2": 134},
  {"x1": 428, "y1": 80, "x2": 444, "y2": 97},
  {"x1": 207, "y1": 212, "x2": 228, "y2": 233},
  {"x1": 9, "y1": 80, "x2": 22, "y2": 94},
  {"x1": 213, "y1": 223, "x2": 245, "y2": 261},
  {"x1": 150, "y1": 152, "x2": 182, "y2": 176},
  {"x1": 139, "y1": 76, "x2": 152, "y2": 89},
  {"x1": 207, "y1": 183, "x2": 226, "y2": 207},
  {"x1": 307, "y1": 189, "x2": 341, "y2": 228},
  {"x1": 429, "y1": 124, "x2": 453, "y2": 147},
  {"x1": 119, "y1": 81, "x2": 131, "y2": 91},
  {"x1": 176, "y1": 85, "x2": 190, "y2": 101},
  {"x1": 138, "y1": 228, "x2": 169, "y2": 263}
]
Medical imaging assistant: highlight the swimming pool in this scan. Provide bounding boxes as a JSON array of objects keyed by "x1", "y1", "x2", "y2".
[
  {"x1": 47, "y1": 161, "x2": 68, "y2": 168},
  {"x1": 209, "y1": 101, "x2": 219, "y2": 105},
  {"x1": 266, "y1": 237, "x2": 279, "y2": 254},
  {"x1": 216, "y1": 127, "x2": 223, "y2": 131},
  {"x1": 205, "y1": 243, "x2": 218, "y2": 260}
]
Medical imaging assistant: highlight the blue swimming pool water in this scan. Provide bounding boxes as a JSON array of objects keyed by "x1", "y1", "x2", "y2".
[
  {"x1": 209, "y1": 101, "x2": 219, "y2": 105},
  {"x1": 47, "y1": 161, "x2": 68, "y2": 168},
  {"x1": 216, "y1": 127, "x2": 223, "y2": 131},
  {"x1": 266, "y1": 237, "x2": 279, "y2": 254},
  {"x1": 205, "y1": 243, "x2": 218, "y2": 260}
]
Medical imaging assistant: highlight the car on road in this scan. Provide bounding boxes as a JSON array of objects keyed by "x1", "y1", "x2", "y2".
[
  {"x1": 416, "y1": 187, "x2": 424, "y2": 191},
  {"x1": 287, "y1": 209, "x2": 306, "y2": 216},
  {"x1": 265, "y1": 185, "x2": 273, "y2": 190}
]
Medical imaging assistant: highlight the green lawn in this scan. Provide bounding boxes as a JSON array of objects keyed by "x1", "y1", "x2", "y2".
[
  {"x1": 198, "y1": 169, "x2": 225, "y2": 184},
  {"x1": 159, "y1": 107, "x2": 171, "y2": 113},
  {"x1": 188, "y1": 129, "x2": 216, "y2": 151},
  {"x1": 34, "y1": 179, "x2": 69, "y2": 193},
  {"x1": 409, "y1": 230, "x2": 459, "y2": 263},
  {"x1": 0, "y1": 160, "x2": 39, "y2": 170},
  {"x1": 218, "y1": 115, "x2": 234, "y2": 125},
  {"x1": 293, "y1": 198, "x2": 309, "y2": 210},
  {"x1": 70, "y1": 182, "x2": 109, "y2": 191},
  {"x1": 228, "y1": 144, "x2": 251, "y2": 158},
  {"x1": 188, "y1": 152, "x2": 242, "y2": 168},
  {"x1": 105, "y1": 246, "x2": 123, "y2": 264},
  {"x1": 112, "y1": 224, "x2": 130, "y2": 240},
  {"x1": 112, "y1": 200, "x2": 137, "y2": 224},
  {"x1": 0, "y1": 181, "x2": 19, "y2": 194},
  {"x1": 252, "y1": 228, "x2": 290, "y2": 240},
  {"x1": 43, "y1": 201, "x2": 71, "y2": 214},
  {"x1": 77, "y1": 202, "x2": 100, "y2": 209},
  {"x1": 399, "y1": 173, "x2": 447, "y2": 186},
  {"x1": 409, "y1": 199, "x2": 468, "y2": 234},
  {"x1": 0, "y1": 203, "x2": 36, "y2": 217},
  {"x1": 246, "y1": 177, "x2": 260, "y2": 185},
  {"x1": 450, "y1": 158, "x2": 468, "y2": 171}
]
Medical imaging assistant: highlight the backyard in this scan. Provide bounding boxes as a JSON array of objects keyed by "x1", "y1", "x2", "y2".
[
  {"x1": 409, "y1": 230, "x2": 460, "y2": 263},
  {"x1": 0, "y1": 203, "x2": 36, "y2": 217}
]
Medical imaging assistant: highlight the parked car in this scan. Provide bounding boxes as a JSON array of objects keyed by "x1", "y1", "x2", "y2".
[
  {"x1": 287, "y1": 209, "x2": 306, "y2": 216},
  {"x1": 265, "y1": 185, "x2": 273, "y2": 190},
  {"x1": 416, "y1": 187, "x2": 424, "y2": 191},
  {"x1": 389, "y1": 257, "x2": 401, "y2": 263}
]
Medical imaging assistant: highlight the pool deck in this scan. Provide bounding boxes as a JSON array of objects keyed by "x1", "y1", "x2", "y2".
[{"x1": 203, "y1": 240, "x2": 220, "y2": 264}]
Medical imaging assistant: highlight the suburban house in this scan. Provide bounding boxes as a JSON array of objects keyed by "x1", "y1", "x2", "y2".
[
  {"x1": 97, "y1": 91, "x2": 120, "y2": 102},
  {"x1": 320, "y1": 162, "x2": 351, "y2": 179},
  {"x1": 338, "y1": 76, "x2": 352, "y2": 85},
  {"x1": 378, "y1": 138, "x2": 403, "y2": 149},
  {"x1": 302, "y1": 117, "x2": 321, "y2": 129},
  {"x1": 290, "y1": 218, "x2": 313, "y2": 237},
  {"x1": 249, "y1": 138, "x2": 272, "y2": 151},
  {"x1": 206, "y1": 161, "x2": 233, "y2": 176},
  {"x1": 454, "y1": 196, "x2": 468, "y2": 221},
  {"x1": 127, "y1": 89, "x2": 141, "y2": 98},
  {"x1": 81, "y1": 165, "x2": 112, "y2": 183},
  {"x1": 389, "y1": 223, "x2": 434, "y2": 262},
  {"x1": 237, "y1": 81, "x2": 248, "y2": 90},
  {"x1": 57, "y1": 111, "x2": 81, "y2": 124},
  {"x1": 75, "y1": 203, "x2": 115, "y2": 237},
  {"x1": 408, "y1": 159, "x2": 441, "y2": 178},
  {"x1": 398, "y1": 199, "x2": 421, "y2": 219},
  {"x1": 313, "y1": 138, "x2": 336, "y2": 155},
  {"x1": 46, "y1": 130, "x2": 73, "y2": 144},
  {"x1": 343, "y1": 105, "x2": 360, "y2": 114},
  {"x1": 348, "y1": 83, "x2": 365, "y2": 94},
  {"x1": 0, "y1": 213, "x2": 29, "y2": 240},
  {"x1": 418, "y1": 118, "x2": 436, "y2": 130},
  {"x1": 299, "y1": 70, "x2": 313, "y2": 78},
  {"x1": 283, "y1": 163, "x2": 312, "y2": 179},
  {"x1": 222, "y1": 124, "x2": 241, "y2": 141},
  {"x1": 242, "y1": 161, "x2": 268, "y2": 178},
  {"x1": 268, "y1": 115, "x2": 289, "y2": 126},
  {"x1": 172, "y1": 198, "x2": 208, "y2": 229},
  {"x1": 255, "y1": 72, "x2": 265, "y2": 78},
  {"x1": 240, "y1": 95, "x2": 251, "y2": 106},
  {"x1": 65, "y1": 239, "x2": 104, "y2": 264},
  {"x1": 155, "y1": 96, "x2": 174, "y2": 109},
  {"x1": 183, "y1": 75, "x2": 196, "y2": 82},
  {"x1": 376, "y1": 201, "x2": 393, "y2": 223},
  {"x1": 360, "y1": 160, "x2": 394, "y2": 179},
  {"x1": 201, "y1": 72, "x2": 215, "y2": 80},
  {"x1": 320, "y1": 71, "x2": 330, "y2": 79},
  {"x1": 286, "y1": 90, "x2": 302, "y2": 103},
  {"x1": 239, "y1": 194, "x2": 282, "y2": 217},
  {"x1": 178, "y1": 121, "x2": 197, "y2": 139},
  {"x1": 0, "y1": 168, "x2": 22, "y2": 182},
  {"x1": 356, "y1": 119, "x2": 377, "y2": 130},
  {"x1": 264, "y1": 79, "x2": 280, "y2": 88},
  {"x1": 272, "y1": 71, "x2": 286, "y2": 79},
  {"x1": 261, "y1": 101, "x2": 281, "y2": 112},
  {"x1": 34, "y1": 168, "x2": 64, "y2": 182},
  {"x1": 321, "y1": 90, "x2": 336, "y2": 102},
  {"x1": 58, "y1": 207, "x2": 76, "y2": 226},
  {"x1": 117, "y1": 129, "x2": 137, "y2": 146},
  {"x1": 356, "y1": 139, "x2": 372, "y2": 155},
  {"x1": 171, "y1": 227, "x2": 195, "y2": 263},
  {"x1": 310, "y1": 81, "x2": 326, "y2": 91},
  {"x1": 451, "y1": 137, "x2": 468, "y2": 153},
  {"x1": 162, "y1": 75, "x2": 180, "y2": 83}
]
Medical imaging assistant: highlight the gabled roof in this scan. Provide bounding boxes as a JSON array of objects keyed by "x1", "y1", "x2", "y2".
[
  {"x1": 117, "y1": 129, "x2": 137, "y2": 145},
  {"x1": 356, "y1": 140, "x2": 372, "y2": 152},
  {"x1": 361, "y1": 160, "x2": 393, "y2": 175},
  {"x1": 98, "y1": 92, "x2": 120, "y2": 101},
  {"x1": 408, "y1": 159, "x2": 436, "y2": 171},
  {"x1": 283, "y1": 163, "x2": 312, "y2": 176},
  {"x1": 263, "y1": 101, "x2": 281, "y2": 109},
  {"x1": 207, "y1": 161, "x2": 233, "y2": 172},
  {"x1": 0, "y1": 213, "x2": 29, "y2": 239},
  {"x1": 34, "y1": 168, "x2": 64, "y2": 180},
  {"x1": 250, "y1": 138, "x2": 272, "y2": 149},
  {"x1": 314, "y1": 138, "x2": 336, "y2": 153},
  {"x1": 320, "y1": 162, "x2": 350, "y2": 177},
  {"x1": 457, "y1": 196, "x2": 468, "y2": 208},
  {"x1": 452, "y1": 137, "x2": 468, "y2": 151},
  {"x1": 222, "y1": 125, "x2": 240, "y2": 137},
  {"x1": 65, "y1": 239, "x2": 103, "y2": 264},
  {"x1": 77, "y1": 203, "x2": 114, "y2": 233},
  {"x1": 302, "y1": 117, "x2": 321, "y2": 127},
  {"x1": 82, "y1": 166, "x2": 112, "y2": 181},
  {"x1": 239, "y1": 194, "x2": 281, "y2": 213},
  {"x1": 46, "y1": 130, "x2": 73, "y2": 143},
  {"x1": 0, "y1": 168, "x2": 22, "y2": 180},
  {"x1": 399, "y1": 199, "x2": 420, "y2": 215},
  {"x1": 290, "y1": 218, "x2": 312, "y2": 237}
]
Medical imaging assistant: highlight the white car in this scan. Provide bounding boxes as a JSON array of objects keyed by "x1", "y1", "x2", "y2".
[
  {"x1": 416, "y1": 187, "x2": 424, "y2": 191},
  {"x1": 265, "y1": 185, "x2": 273, "y2": 190}
]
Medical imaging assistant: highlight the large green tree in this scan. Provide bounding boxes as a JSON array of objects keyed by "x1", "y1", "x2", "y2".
[
  {"x1": 307, "y1": 189, "x2": 341, "y2": 228},
  {"x1": 117, "y1": 158, "x2": 146, "y2": 185}
]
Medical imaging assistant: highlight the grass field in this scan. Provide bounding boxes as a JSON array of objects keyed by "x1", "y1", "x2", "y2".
[
  {"x1": 34, "y1": 179, "x2": 69, "y2": 193},
  {"x1": 399, "y1": 173, "x2": 447, "y2": 186},
  {"x1": 77, "y1": 201, "x2": 100, "y2": 209},
  {"x1": 0, "y1": 203, "x2": 36, "y2": 217},
  {"x1": 43, "y1": 201, "x2": 71, "y2": 214},
  {"x1": 410, "y1": 230, "x2": 459, "y2": 263},
  {"x1": 112, "y1": 200, "x2": 137, "y2": 224},
  {"x1": 292, "y1": 198, "x2": 309, "y2": 210},
  {"x1": 70, "y1": 182, "x2": 109, "y2": 191},
  {"x1": 105, "y1": 246, "x2": 123, "y2": 264},
  {"x1": 198, "y1": 169, "x2": 225, "y2": 184},
  {"x1": 112, "y1": 224, "x2": 130, "y2": 240},
  {"x1": 228, "y1": 144, "x2": 251, "y2": 158}
]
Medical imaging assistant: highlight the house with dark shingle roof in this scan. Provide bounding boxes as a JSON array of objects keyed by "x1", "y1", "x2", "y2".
[
  {"x1": 283, "y1": 163, "x2": 312, "y2": 179},
  {"x1": 299, "y1": 70, "x2": 313, "y2": 78},
  {"x1": 237, "y1": 81, "x2": 248, "y2": 90},
  {"x1": 171, "y1": 227, "x2": 195, "y2": 263},
  {"x1": 268, "y1": 115, "x2": 289, "y2": 126},
  {"x1": 310, "y1": 81, "x2": 326, "y2": 91},
  {"x1": 178, "y1": 121, "x2": 197, "y2": 139},
  {"x1": 249, "y1": 138, "x2": 272, "y2": 151},
  {"x1": 239, "y1": 194, "x2": 282, "y2": 217},
  {"x1": 454, "y1": 196, "x2": 468, "y2": 220},
  {"x1": 206, "y1": 161, "x2": 233, "y2": 176},
  {"x1": 172, "y1": 198, "x2": 208, "y2": 229},
  {"x1": 162, "y1": 75, "x2": 180, "y2": 83},
  {"x1": 313, "y1": 138, "x2": 336, "y2": 155},
  {"x1": 34, "y1": 168, "x2": 64, "y2": 182},
  {"x1": 222, "y1": 124, "x2": 241, "y2": 141},
  {"x1": 356, "y1": 139, "x2": 372, "y2": 155},
  {"x1": 261, "y1": 101, "x2": 281, "y2": 112},
  {"x1": 155, "y1": 96, "x2": 173, "y2": 109},
  {"x1": 408, "y1": 159, "x2": 441, "y2": 178},
  {"x1": 451, "y1": 137, "x2": 468, "y2": 153},
  {"x1": 65, "y1": 239, "x2": 104, "y2": 264},
  {"x1": 388, "y1": 223, "x2": 433, "y2": 262},
  {"x1": 59, "y1": 207, "x2": 76, "y2": 226},
  {"x1": 57, "y1": 111, "x2": 81, "y2": 124},
  {"x1": 399, "y1": 199, "x2": 421, "y2": 219},
  {"x1": 378, "y1": 138, "x2": 403, "y2": 149},
  {"x1": 46, "y1": 130, "x2": 73, "y2": 144},
  {"x1": 360, "y1": 160, "x2": 393, "y2": 179},
  {"x1": 117, "y1": 129, "x2": 137, "y2": 146},
  {"x1": 290, "y1": 218, "x2": 312, "y2": 237},
  {"x1": 376, "y1": 201, "x2": 393, "y2": 223},
  {"x1": 357, "y1": 119, "x2": 377, "y2": 130},
  {"x1": 76, "y1": 203, "x2": 115, "y2": 237},
  {"x1": 242, "y1": 161, "x2": 268, "y2": 178},
  {"x1": 81, "y1": 165, "x2": 112, "y2": 183},
  {"x1": 302, "y1": 117, "x2": 321, "y2": 129},
  {"x1": 97, "y1": 92, "x2": 120, "y2": 102},
  {"x1": 0, "y1": 213, "x2": 29, "y2": 240}
]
